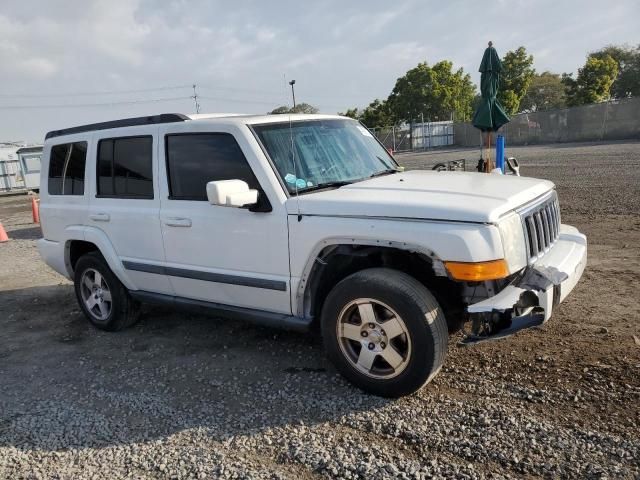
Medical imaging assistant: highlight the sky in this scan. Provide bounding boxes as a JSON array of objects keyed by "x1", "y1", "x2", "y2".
[{"x1": 0, "y1": 0, "x2": 638, "y2": 143}]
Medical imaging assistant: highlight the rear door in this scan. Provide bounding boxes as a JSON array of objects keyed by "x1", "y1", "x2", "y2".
[
  {"x1": 157, "y1": 124, "x2": 291, "y2": 314},
  {"x1": 87, "y1": 126, "x2": 172, "y2": 294}
]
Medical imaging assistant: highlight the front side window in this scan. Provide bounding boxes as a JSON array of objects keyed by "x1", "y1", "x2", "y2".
[
  {"x1": 48, "y1": 142, "x2": 87, "y2": 195},
  {"x1": 97, "y1": 136, "x2": 153, "y2": 198},
  {"x1": 166, "y1": 133, "x2": 260, "y2": 201},
  {"x1": 253, "y1": 119, "x2": 398, "y2": 194}
]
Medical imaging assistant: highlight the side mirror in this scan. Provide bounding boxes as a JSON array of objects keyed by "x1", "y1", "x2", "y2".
[{"x1": 206, "y1": 180, "x2": 258, "y2": 208}]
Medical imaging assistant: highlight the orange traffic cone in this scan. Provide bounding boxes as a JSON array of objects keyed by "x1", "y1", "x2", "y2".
[
  {"x1": 31, "y1": 197, "x2": 40, "y2": 224},
  {"x1": 0, "y1": 222, "x2": 8, "y2": 243}
]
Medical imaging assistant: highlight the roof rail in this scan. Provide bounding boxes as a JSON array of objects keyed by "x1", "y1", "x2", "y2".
[{"x1": 45, "y1": 113, "x2": 190, "y2": 140}]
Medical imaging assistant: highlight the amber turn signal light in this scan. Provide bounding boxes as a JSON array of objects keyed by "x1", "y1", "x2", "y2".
[{"x1": 444, "y1": 259, "x2": 509, "y2": 281}]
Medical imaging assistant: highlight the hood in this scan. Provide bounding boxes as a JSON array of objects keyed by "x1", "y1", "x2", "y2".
[{"x1": 286, "y1": 170, "x2": 554, "y2": 223}]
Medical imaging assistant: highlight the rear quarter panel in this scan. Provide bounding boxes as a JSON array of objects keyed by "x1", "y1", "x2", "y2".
[{"x1": 40, "y1": 134, "x2": 92, "y2": 243}]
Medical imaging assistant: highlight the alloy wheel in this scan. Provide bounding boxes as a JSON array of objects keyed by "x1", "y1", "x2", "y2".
[{"x1": 336, "y1": 298, "x2": 412, "y2": 379}]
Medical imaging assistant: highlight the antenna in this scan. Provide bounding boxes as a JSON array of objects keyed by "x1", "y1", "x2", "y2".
[
  {"x1": 289, "y1": 113, "x2": 302, "y2": 222},
  {"x1": 191, "y1": 84, "x2": 201, "y2": 113},
  {"x1": 285, "y1": 76, "x2": 302, "y2": 221}
]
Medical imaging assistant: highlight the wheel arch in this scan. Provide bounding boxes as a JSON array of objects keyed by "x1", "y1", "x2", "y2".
[
  {"x1": 296, "y1": 238, "x2": 464, "y2": 329},
  {"x1": 64, "y1": 226, "x2": 137, "y2": 290}
]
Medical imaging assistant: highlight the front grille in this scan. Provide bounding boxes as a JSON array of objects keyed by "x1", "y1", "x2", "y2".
[{"x1": 520, "y1": 192, "x2": 561, "y2": 263}]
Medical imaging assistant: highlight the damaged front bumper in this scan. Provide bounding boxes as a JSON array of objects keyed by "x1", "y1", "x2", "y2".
[{"x1": 462, "y1": 224, "x2": 587, "y2": 345}]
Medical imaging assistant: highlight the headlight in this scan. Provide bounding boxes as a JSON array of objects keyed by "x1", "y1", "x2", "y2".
[{"x1": 498, "y1": 212, "x2": 527, "y2": 274}]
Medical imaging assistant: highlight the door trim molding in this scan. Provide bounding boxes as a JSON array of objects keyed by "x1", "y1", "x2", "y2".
[
  {"x1": 129, "y1": 290, "x2": 309, "y2": 331},
  {"x1": 122, "y1": 261, "x2": 287, "y2": 292}
]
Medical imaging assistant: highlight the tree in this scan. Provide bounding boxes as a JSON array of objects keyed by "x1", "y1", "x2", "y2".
[
  {"x1": 498, "y1": 46, "x2": 535, "y2": 114},
  {"x1": 269, "y1": 103, "x2": 319, "y2": 114},
  {"x1": 270, "y1": 106, "x2": 291, "y2": 114},
  {"x1": 338, "y1": 107, "x2": 360, "y2": 119},
  {"x1": 386, "y1": 61, "x2": 475, "y2": 124},
  {"x1": 338, "y1": 100, "x2": 393, "y2": 127},
  {"x1": 519, "y1": 72, "x2": 566, "y2": 112},
  {"x1": 562, "y1": 55, "x2": 618, "y2": 106},
  {"x1": 590, "y1": 44, "x2": 640, "y2": 98},
  {"x1": 359, "y1": 99, "x2": 393, "y2": 127}
]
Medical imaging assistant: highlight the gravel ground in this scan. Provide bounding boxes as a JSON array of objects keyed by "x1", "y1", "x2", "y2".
[{"x1": 1, "y1": 140, "x2": 639, "y2": 479}]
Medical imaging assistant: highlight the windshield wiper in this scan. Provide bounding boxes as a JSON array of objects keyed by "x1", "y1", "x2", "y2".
[
  {"x1": 367, "y1": 168, "x2": 399, "y2": 179},
  {"x1": 295, "y1": 180, "x2": 353, "y2": 194}
]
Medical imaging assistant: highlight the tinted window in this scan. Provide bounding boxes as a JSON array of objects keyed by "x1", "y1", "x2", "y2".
[
  {"x1": 48, "y1": 142, "x2": 87, "y2": 195},
  {"x1": 166, "y1": 134, "x2": 259, "y2": 200},
  {"x1": 97, "y1": 138, "x2": 114, "y2": 196},
  {"x1": 97, "y1": 136, "x2": 153, "y2": 198}
]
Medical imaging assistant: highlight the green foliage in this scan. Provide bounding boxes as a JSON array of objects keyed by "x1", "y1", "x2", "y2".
[
  {"x1": 520, "y1": 72, "x2": 566, "y2": 112},
  {"x1": 386, "y1": 61, "x2": 475, "y2": 124},
  {"x1": 338, "y1": 100, "x2": 393, "y2": 127},
  {"x1": 270, "y1": 103, "x2": 319, "y2": 114},
  {"x1": 497, "y1": 47, "x2": 535, "y2": 114},
  {"x1": 270, "y1": 106, "x2": 291, "y2": 114},
  {"x1": 338, "y1": 107, "x2": 360, "y2": 119},
  {"x1": 590, "y1": 44, "x2": 640, "y2": 98},
  {"x1": 359, "y1": 99, "x2": 393, "y2": 127},
  {"x1": 562, "y1": 55, "x2": 618, "y2": 106}
]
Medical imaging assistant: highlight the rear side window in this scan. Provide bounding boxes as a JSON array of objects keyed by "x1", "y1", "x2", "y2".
[
  {"x1": 165, "y1": 133, "x2": 259, "y2": 200},
  {"x1": 97, "y1": 136, "x2": 153, "y2": 198},
  {"x1": 48, "y1": 142, "x2": 87, "y2": 195}
]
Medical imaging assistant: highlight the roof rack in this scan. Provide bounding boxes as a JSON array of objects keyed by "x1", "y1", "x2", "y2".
[{"x1": 45, "y1": 113, "x2": 190, "y2": 140}]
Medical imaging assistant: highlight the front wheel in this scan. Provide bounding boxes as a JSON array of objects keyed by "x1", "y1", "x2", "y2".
[{"x1": 321, "y1": 268, "x2": 448, "y2": 397}]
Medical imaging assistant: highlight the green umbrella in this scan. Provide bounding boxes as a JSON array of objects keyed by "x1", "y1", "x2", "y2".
[{"x1": 472, "y1": 42, "x2": 510, "y2": 132}]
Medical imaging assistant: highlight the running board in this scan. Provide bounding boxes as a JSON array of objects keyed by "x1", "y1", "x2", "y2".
[
  {"x1": 460, "y1": 311, "x2": 545, "y2": 346},
  {"x1": 129, "y1": 290, "x2": 312, "y2": 332}
]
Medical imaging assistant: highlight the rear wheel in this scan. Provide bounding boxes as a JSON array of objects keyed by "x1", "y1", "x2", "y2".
[
  {"x1": 74, "y1": 252, "x2": 140, "y2": 331},
  {"x1": 321, "y1": 268, "x2": 448, "y2": 397}
]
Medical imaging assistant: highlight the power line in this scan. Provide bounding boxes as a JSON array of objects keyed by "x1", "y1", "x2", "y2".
[
  {"x1": 198, "y1": 95, "x2": 282, "y2": 106},
  {"x1": 0, "y1": 96, "x2": 192, "y2": 110},
  {"x1": 0, "y1": 85, "x2": 192, "y2": 99},
  {"x1": 197, "y1": 84, "x2": 283, "y2": 96},
  {"x1": 0, "y1": 84, "x2": 286, "y2": 99}
]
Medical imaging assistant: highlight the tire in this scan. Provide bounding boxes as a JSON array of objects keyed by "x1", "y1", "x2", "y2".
[
  {"x1": 73, "y1": 252, "x2": 140, "y2": 331},
  {"x1": 321, "y1": 268, "x2": 448, "y2": 397}
]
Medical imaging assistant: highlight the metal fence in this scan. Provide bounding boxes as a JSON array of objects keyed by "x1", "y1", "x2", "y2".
[
  {"x1": 369, "y1": 121, "x2": 454, "y2": 152},
  {"x1": 454, "y1": 97, "x2": 640, "y2": 147}
]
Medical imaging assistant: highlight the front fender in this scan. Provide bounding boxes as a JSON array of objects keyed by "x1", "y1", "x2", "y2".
[{"x1": 287, "y1": 215, "x2": 505, "y2": 317}]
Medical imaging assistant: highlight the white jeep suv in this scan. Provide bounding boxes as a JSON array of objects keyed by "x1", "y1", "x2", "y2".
[{"x1": 38, "y1": 113, "x2": 587, "y2": 397}]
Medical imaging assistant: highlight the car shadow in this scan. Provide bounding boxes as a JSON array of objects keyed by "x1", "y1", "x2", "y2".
[
  {"x1": 0, "y1": 284, "x2": 392, "y2": 452},
  {"x1": 6, "y1": 225, "x2": 42, "y2": 240}
]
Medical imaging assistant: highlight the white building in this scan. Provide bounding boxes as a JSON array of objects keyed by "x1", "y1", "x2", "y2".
[{"x1": 0, "y1": 142, "x2": 43, "y2": 192}]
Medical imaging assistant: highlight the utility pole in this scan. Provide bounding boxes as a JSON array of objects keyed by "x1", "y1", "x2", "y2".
[
  {"x1": 289, "y1": 80, "x2": 296, "y2": 108},
  {"x1": 191, "y1": 84, "x2": 201, "y2": 114}
]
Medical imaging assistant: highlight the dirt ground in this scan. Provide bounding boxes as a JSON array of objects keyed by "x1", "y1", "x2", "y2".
[{"x1": 0, "y1": 141, "x2": 639, "y2": 479}]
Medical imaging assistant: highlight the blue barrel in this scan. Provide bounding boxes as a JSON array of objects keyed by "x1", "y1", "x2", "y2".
[{"x1": 496, "y1": 135, "x2": 505, "y2": 173}]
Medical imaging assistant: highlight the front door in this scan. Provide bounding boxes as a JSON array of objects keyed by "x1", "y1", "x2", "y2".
[{"x1": 157, "y1": 125, "x2": 291, "y2": 314}]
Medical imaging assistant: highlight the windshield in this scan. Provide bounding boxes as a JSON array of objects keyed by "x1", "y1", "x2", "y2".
[{"x1": 253, "y1": 119, "x2": 398, "y2": 194}]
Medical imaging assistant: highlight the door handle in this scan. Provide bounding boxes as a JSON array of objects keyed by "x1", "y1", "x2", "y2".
[
  {"x1": 164, "y1": 217, "x2": 192, "y2": 227},
  {"x1": 89, "y1": 213, "x2": 110, "y2": 222}
]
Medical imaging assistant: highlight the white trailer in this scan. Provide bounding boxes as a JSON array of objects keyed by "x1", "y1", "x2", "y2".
[
  {"x1": 17, "y1": 146, "x2": 43, "y2": 190},
  {"x1": 0, "y1": 143, "x2": 42, "y2": 192}
]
